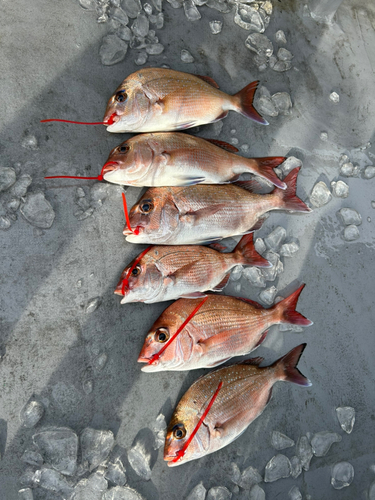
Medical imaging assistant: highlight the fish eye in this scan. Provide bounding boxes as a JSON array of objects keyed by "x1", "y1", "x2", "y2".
[
  {"x1": 115, "y1": 90, "x2": 127, "y2": 103},
  {"x1": 155, "y1": 327, "x2": 169, "y2": 343},
  {"x1": 118, "y1": 144, "x2": 129, "y2": 153},
  {"x1": 131, "y1": 264, "x2": 141, "y2": 277},
  {"x1": 172, "y1": 424, "x2": 186, "y2": 440},
  {"x1": 140, "y1": 200, "x2": 153, "y2": 214}
]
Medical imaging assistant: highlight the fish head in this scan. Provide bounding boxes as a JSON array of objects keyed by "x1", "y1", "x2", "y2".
[
  {"x1": 114, "y1": 253, "x2": 162, "y2": 304},
  {"x1": 103, "y1": 82, "x2": 151, "y2": 133},
  {"x1": 124, "y1": 188, "x2": 180, "y2": 243},
  {"x1": 164, "y1": 406, "x2": 211, "y2": 466},
  {"x1": 102, "y1": 137, "x2": 153, "y2": 185}
]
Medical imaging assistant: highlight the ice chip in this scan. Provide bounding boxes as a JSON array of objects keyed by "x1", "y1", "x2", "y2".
[
  {"x1": 290, "y1": 456, "x2": 302, "y2": 478},
  {"x1": 21, "y1": 449, "x2": 44, "y2": 467},
  {"x1": 209, "y1": 20, "x2": 222, "y2": 34},
  {"x1": 271, "y1": 431, "x2": 295, "y2": 450},
  {"x1": 74, "y1": 207, "x2": 95, "y2": 220},
  {"x1": 255, "y1": 96, "x2": 278, "y2": 117},
  {"x1": 166, "y1": 0, "x2": 183, "y2": 8},
  {"x1": 78, "y1": 0, "x2": 97, "y2": 9},
  {"x1": 153, "y1": 429, "x2": 165, "y2": 449},
  {"x1": 183, "y1": 0, "x2": 201, "y2": 20},
  {"x1": 243, "y1": 266, "x2": 266, "y2": 287},
  {"x1": 288, "y1": 486, "x2": 302, "y2": 500},
  {"x1": 39, "y1": 467, "x2": 74, "y2": 495},
  {"x1": 97, "y1": 5, "x2": 109, "y2": 23},
  {"x1": 275, "y1": 29, "x2": 286, "y2": 44},
  {"x1": 364, "y1": 166, "x2": 375, "y2": 179},
  {"x1": 93, "y1": 352, "x2": 108, "y2": 372},
  {"x1": 331, "y1": 462, "x2": 354, "y2": 489},
  {"x1": 100, "y1": 35, "x2": 128, "y2": 65},
  {"x1": 105, "y1": 461, "x2": 127, "y2": 486},
  {"x1": 343, "y1": 225, "x2": 360, "y2": 241},
  {"x1": 85, "y1": 297, "x2": 101, "y2": 314},
  {"x1": 10, "y1": 174, "x2": 32, "y2": 198},
  {"x1": 249, "y1": 484, "x2": 265, "y2": 500},
  {"x1": 153, "y1": 413, "x2": 167, "y2": 432},
  {"x1": 241, "y1": 144, "x2": 250, "y2": 152},
  {"x1": 279, "y1": 240, "x2": 299, "y2": 257},
  {"x1": 212, "y1": 120, "x2": 223, "y2": 136},
  {"x1": 206, "y1": 486, "x2": 232, "y2": 500},
  {"x1": 230, "y1": 265, "x2": 243, "y2": 281},
  {"x1": 81, "y1": 428, "x2": 115, "y2": 470},
  {"x1": 127, "y1": 441, "x2": 152, "y2": 480},
  {"x1": 151, "y1": 0, "x2": 162, "y2": 10},
  {"x1": 135, "y1": 51, "x2": 148, "y2": 65},
  {"x1": 336, "y1": 406, "x2": 355, "y2": 433},
  {"x1": 262, "y1": 251, "x2": 280, "y2": 281},
  {"x1": 229, "y1": 462, "x2": 241, "y2": 484},
  {"x1": 122, "y1": 0, "x2": 142, "y2": 17},
  {"x1": 239, "y1": 466, "x2": 262, "y2": 489},
  {"x1": 20, "y1": 400, "x2": 44, "y2": 428},
  {"x1": 113, "y1": 7, "x2": 129, "y2": 24},
  {"x1": 331, "y1": 180, "x2": 349, "y2": 198},
  {"x1": 320, "y1": 131, "x2": 328, "y2": 141},
  {"x1": 272, "y1": 92, "x2": 292, "y2": 115},
  {"x1": 186, "y1": 482, "x2": 207, "y2": 500},
  {"x1": 311, "y1": 431, "x2": 341, "y2": 457},
  {"x1": 337, "y1": 208, "x2": 362, "y2": 226},
  {"x1": 149, "y1": 12, "x2": 164, "y2": 28},
  {"x1": 259, "y1": 286, "x2": 277, "y2": 305},
  {"x1": 19, "y1": 468, "x2": 41, "y2": 489},
  {"x1": 234, "y1": 5, "x2": 265, "y2": 32},
  {"x1": 0, "y1": 167, "x2": 16, "y2": 192},
  {"x1": 277, "y1": 48, "x2": 293, "y2": 61},
  {"x1": 264, "y1": 454, "x2": 291, "y2": 482},
  {"x1": 143, "y1": 2, "x2": 153, "y2": 14},
  {"x1": 272, "y1": 60, "x2": 292, "y2": 72},
  {"x1": 309, "y1": 181, "x2": 332, "y2": 208},
  {"x1": 181, "y1": 49, "x2": 194, "y2": 63},
  {"x1": 146, "y1": 43, "x2": 164, "y2": 54},
  {"x1": 132, "y1": 13, "x2": 149, "y2": 36},
  {"x1": 18, "y1": 489, "x2": 34, "y2": 500},
  {"x1": 70, "y1": 472, "x2": 108, "y2": 499},
  {"x1": 329, "y1": 91, "x2": 340, "y2": 104},
  {"x1": 82, "y1": 378, "x2": 93, "y2": 395},
  {"x1": 0, "y1": 215, "x2": 11, "y2": 230},
  {"x1": 265, "y1": 226, "x2": 286, "y2": 251},
  {"x1": 205, "y1": 0, "x2": 231, "y2": 12},
  {"x1": 254, "y1": 237, "x2": 266, "y2": 255},
  {"x1": 21, "y1": 135, "x2": 38, "y2": 150},
  {"x1": 118, "y1": 25, "x2": 132, "y2": 40},
  {"x1": 102, "y1": 486, "x2": 146, "y2": 499},
  {"x1": 230, "y1": 137, "x2": 238, "y2": 145},
  {"x1": 296, "y1": 436, "x2": 313, "y2": 471},
  {"x1": 340, "y1": 162, "x2": 354, "y2": 176},
  {"x1": 33, "y1": 427, "x2": 78, "y2": 476},
  {"x1": 245, "y1": 33, "x2": 273, "y2": 56}
]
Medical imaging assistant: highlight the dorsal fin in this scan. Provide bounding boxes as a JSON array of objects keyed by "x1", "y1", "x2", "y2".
[
  {"x1": 196, "y1": 75, "x2": 220, "y2": 88},
  {"x1": 209, "y1": 242, "x2": 228, "y2": 252},
  {"x1": 205, "y1": 139, "x2": 239, "y2": 153},
  {"x1": 233, "y1": 179, "x2": 264, "y2": 194},
  {"x1": 236, "y1": 297, "x2": 264, "y2": 309}
]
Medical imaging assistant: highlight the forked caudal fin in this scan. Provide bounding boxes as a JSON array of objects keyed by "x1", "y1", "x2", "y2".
[
  {"x1": 233, "y1": 233, "x2": 271, "y2": 268},
  {"x1": 273, "y1": 343, "x2": 312, "y2": 387},
  {"x1": 252, "y1": 157, "x2": 287, "y2": 190},
  {"x1": 234, "y1": 81, "x2": 269, "y2": 125},
  {"x1": 273, "y1": 284, "x2": 313, "y2": 327},
  {"x1": 273, "y1": 167, "x2": 312, "y2": 213}
]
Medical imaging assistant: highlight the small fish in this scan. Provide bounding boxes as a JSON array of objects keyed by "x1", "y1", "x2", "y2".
[
  {"x1": 138, "y1": 285, "x2": 313, "y2": 371},
  {"x1": 103, "y1": 68, "x2": 268, "y2": 133},
  {"x1": 164, "y1": 344, "x2": 311, "y2": 466},
  {"x1": 102, "y1": 132, "x2": 286, "y2": 188},
  {"x1": 114, "y1": 234, "x2": 270, "y2": 304},
  {"x1": 124, "y1": 167, "x2": 311, "y2": 245}
]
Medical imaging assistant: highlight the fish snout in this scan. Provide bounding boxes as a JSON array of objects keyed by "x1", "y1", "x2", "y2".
[
  {"x1": 103, "y1": 111, "x2": 118, "y2": 126},
  {"x1": 101, "y1": 161, "x2": 119, "y2": 177}
]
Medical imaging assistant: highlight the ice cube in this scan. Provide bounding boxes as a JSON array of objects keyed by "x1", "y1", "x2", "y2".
[
  {"x1": 264, "y1": 454, "x2": 291, "y2": 482},
  {"x1": 135, "y1": 51, "x2": 148, "y2": 65},
  {"x1": 255, "y1": 96, "x2": 278, "y2": 117},
  {"x1": 271, "y1": 431, "x2": 295, "y2": 450},
  {"x1": 331, "y1": 462, "x2": 354, "y2": 489},
  {"x1": 33, "y1": 427, "x2": 78, "y2": 476},
  {"x1": 364, "y1": 166, "x2": 375, "y2": 179},
  {"x1": 105, "y1": 461, "x2": 127, "y2": 486},
  {"x1": 113, "y1": 6, "x2": 129, "y2": 24},
  {"x1": 254, "y1": 237, "x2": 266, "y2": 255},
  {"x1": 78, "y1": 0, "x2": 97, "y2": 9},
  {"x1": 82, "y1": 378, "x2": 93, "y2": 395},
  {"x1": 97, "y1": 4, "x2": 109, "y2": 23},
  {"x1": 343, "y1": 225, "x2": 360, "y2": 241},
  {"x1": 93, "y1": 352, "x2": 108, "y2": 372},
  {"x1": 279, "y1": 240, "x2": 299, "y2": 257},
  {"x1": 146, "y1": 43, "x2": 164, "y2": 54},
  {"x1": 320, "y1": 131, "x2": 328, "y2": 141},
  {"x1": 80, "y1": 428, "x2": 115, "y2": 471},
  {"x1": 262, "y1": 251, "x2": 281, "y2": 281},
  {"x1": 181, "y1": 49, "x2": 194, "y2": 63},
  {"x1": 153, "y1": 413, "x2": 167, "y2": 432},
  {"x1": 271, "y1": 92, "x2": 292, "y2": 115},
  {"x1": 329, "y1": 91, "x2": 340, "y2": 104},
  {"x1": 85, "y1": 297, "x2": 101, "y2": 313},
  {"x1": 149, "y1": 12, "x2": 164, "y2": 28},
  {"x1": 340, "y1": 162, "x2": 354, "y2": 176},
  {"x1": 259, "y1": 286, "x2": 277, "y2": 305},
  {"x1": 74, "y1": 207, "x2": 95, "y2": 220},
  {"x1": 288, "y1": 485, "x2": 302, "y2": 500},
  {"x1": 241, "y1": 144, "x2": 250, "y2": 152},
  {"x1": 0, "y1": 167, "x2": 16, "y2": 192},
  {"x1": 18, "y1": 489, "x2": 34, "y2": 500},
  {"x1": 243, "y1": 267, "x2": 266, "y2": 288},
  {"x1": 117, "y1": 25, "x2": 132, "y2": 40},
  {"x1": 336, "y1": 406, "x2": 355, "y2": 434},
  {"x1": 10, "y1": 174, "x2": 32, "y2": 198},
  {"x1": 331, "y1": 180, "x2": 349, "y2": 198},
  {"x1": 186, "y1": 482, "x2": 207, "y2": 500},
  {"x1": 290, "y1": 456, "x2": 302, "y2": 478},
  {"x1": 166, "y1": 0, "x2": 183, "y2": 7},
  {"x1": 205, "y1": 0, "x2": 231, "y2": 12},
  {"x1": 245, "y1": 33, "x2": 273, "y2": 56},
  {"x1": 102, "y1": 486, "x2": 146, "y2": 499},
  {"x1": 296, "y1": 436, "x2": 313, "y2": 471},
  {"x1": 70, "y1": 472, "x2": 108, "y2": 499},
  {"x1": 265, "y1": 226, "x2": 286, "y2": 251},
  {"x1": 239, "y1": 466, "x2": 262, "y2": 489},
  {"x1": 275, "y1": 29, "x2": 286, "y2": 44},
  {"x1": 21, "y1": 449, "x2": 44, "y2": 467},
  {"x1": 230, "y1": 137, "x2": 239, "y2": 145},
  {"x1": 206, "y1": 486, "x2": 232, "y2": 500},
  {"x1": 277, "y1": 47, "x2": 293, "y2": 61},
  {"x1": 183, "y1": 0, "x2": 201, "y2": 20},
  {"x1": 337, "y1": 208, "x2": 362, "y2": 226},
  {"x1": 122, "y1": 0, "x2": 142, "y2": 17},
  {"x1": 249, "y1": 484, "x2": 265, "y2": 500},
  {"x1": 234, "y1": 5, "x2": 265, "y2": 32},
  {"x1": 100, "y1": 35, "x2": 128, "y2": 65},
  {"x1": 272, "y1": 60, "x2": 292, "y2": 72},
  {"x1": 143, "y1": 2, "x2": 153, "y2": 14},
  {"x1": 127, "y1": 441, "x2": 152, "y2": 480},
  {"x1": 20, "y1": 400, "x2": 45, "y2": 428},
  {"x1": 19, "y1": 468, "x2": 41, "y2": 489},
  {"x1": 209, "y1": 20, "x2": 222, "y2": 34},
  {"x1": 229, "y1": 462, "x2": 241, "y2": 484},
  {"x1": 0, "y1": 215, "x2": 11, "y2": 230},
  {"x1": 132, "y1": 13, "x2": 149, "y2": 36},
  {"x1": 309, "y1": 181, "x2": 332, "y2": 208},
  {"x1": 21, "y1": 135, "x2": 38, "y2": 150},
  {"x1": 153, "y1": 429, "x2": 165, "y2": 449},
  {"x1": 311, "y1": 431, "x2": 341, "y2": 457},
  {"x1": 230, "y1": 265, "x2": 243, "y2": 281},
  {"x1": 38, "y1": 467, "x2": 74, "y2": 496}
]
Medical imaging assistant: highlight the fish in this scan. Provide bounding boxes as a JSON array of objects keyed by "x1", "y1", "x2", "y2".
[
  {"x1": 102, "y1": 68, "x2": 268, "y2": 133},
  {"x1": 138, "y1": 284, "x2": 313, "y2": 371},
  {"x1": 101, "y1": 132, "x2": 287, "y2": 189},
  {"x1": 114, "y1": 233, "x2": 270, "y2": 304},
  {"x1": 164, "y1": 344, "x2": 311, "y2": 466},
  {"x1": 123, "y1": 167, "x2": 311, "y2": 245}
]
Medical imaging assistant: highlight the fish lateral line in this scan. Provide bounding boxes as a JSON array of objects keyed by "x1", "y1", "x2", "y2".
[
  {"x1": 172, "y1": 380, "x2": 223, "y2": 463},
  {"x1": 121, "y1": 245, "x2": 153, "y2": 295},
  {"x1": 40, "y1": 112, "x2": 117, "y2": 126},
  {"x1": 148, "y1": 296, "x2": 209, "y2": 365}
]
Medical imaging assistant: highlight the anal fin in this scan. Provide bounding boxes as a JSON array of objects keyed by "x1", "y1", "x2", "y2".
[
  {"x1": 211, "y1": 111, "x2": 228, "y2": 123},
  {"x1": 212, "y1": 273, "x2": 230, "y2": 292}
]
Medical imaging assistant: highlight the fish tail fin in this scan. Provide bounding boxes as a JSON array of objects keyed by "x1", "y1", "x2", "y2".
[
  {"x1": 273, "y1": 284, "x2": 313, "y2": 326},
  {"x1": 273, "y1": 167, "x2": 312, "y2": 213},
  {"x1": 233, "y1": 81, "x2": 269, "y2": 125},
  {"x1": 250, "y1": 157, "x2": 287, "y2": 189},
  {"x1": 233, "y1": 233, "x2": 271, "y2": 268},
  {"x1": 273, "y1": 344, "x2": 312, "y2": 386}
]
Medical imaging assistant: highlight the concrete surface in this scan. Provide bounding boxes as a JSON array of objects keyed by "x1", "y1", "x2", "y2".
[{"x1": 0, "y1": 0, "x2": 375, "y2": 498}]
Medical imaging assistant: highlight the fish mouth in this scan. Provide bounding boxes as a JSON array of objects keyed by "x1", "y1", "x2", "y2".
[
  {"x1": 123, "y1": 224, "x2": 143, "y2": 236},
  {"x1": 103, "y1": 112, "x2": 119, "y2": 127},
  {"x1": 102, "y1": 161, "x2": 119, "y2": 179},
  {"x1": 164, "y1": 454, "x2": 182, "y2": 467}
]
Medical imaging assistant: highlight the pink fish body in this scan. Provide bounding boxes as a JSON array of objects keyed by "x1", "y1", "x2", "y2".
[{"x1": 138, "y1": 285, "x2": 313, "y2": 371}]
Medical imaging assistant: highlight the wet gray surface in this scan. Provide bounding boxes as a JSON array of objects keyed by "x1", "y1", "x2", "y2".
[{"x1": 1, "y1": 0, "x2": 375, "y2": 498}]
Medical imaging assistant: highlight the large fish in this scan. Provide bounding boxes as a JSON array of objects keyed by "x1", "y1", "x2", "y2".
[
  {"x1": 138, "y1": 285, "x2": 313, "y2": 371},
  {"x1": 124, "y1": 167, "x2": 311, "y2": 245},
  {"x1": 164, "y1": 344, "x2": 311, "y2": 466},
  {"x1": 114, "y1": 234, "x2": 270, "y2": 304},
  {"x1": 102, "y1": 132, "x2": 286, "y2": 188},
  {"x1": 103, "y1": 68, "x2": 268, "y2": 133}
]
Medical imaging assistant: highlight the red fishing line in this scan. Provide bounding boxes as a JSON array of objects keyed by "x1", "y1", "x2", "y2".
[
  {"x1": 40, "y1": 112, "x2": 117, "y2": 126},
  {"x1": 44, "y1": 162, "x2": 118, "y2": 182},
  {"x1": 122, "y1": 192, "x2": 140, "y2": 235},
  {"x1": 121, "y1": 246, "x2": 153, "y2": 295}
]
